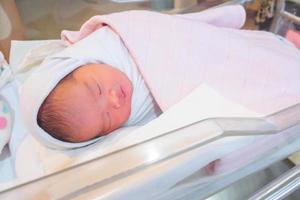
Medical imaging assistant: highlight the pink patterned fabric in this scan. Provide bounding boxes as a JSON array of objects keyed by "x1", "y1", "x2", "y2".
[{"x1": 61, "y1": 5, "x2": 300, "y2": 116}]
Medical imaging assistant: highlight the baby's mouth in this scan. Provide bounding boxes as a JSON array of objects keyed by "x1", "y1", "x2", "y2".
[{"x1": 111, "y1": 84, "x2": 126, "y2": 108}]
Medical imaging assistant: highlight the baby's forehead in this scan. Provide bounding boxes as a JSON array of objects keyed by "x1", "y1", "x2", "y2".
[
  {"x1": 55, "y1": 68, "x2": 77, "y2": 88},
  {"x1": 65, "y1": 65, "x2": 94, "y2": 84},
  {"x1": 55, "y1": 67, "x2": 93, "y2": 94}
]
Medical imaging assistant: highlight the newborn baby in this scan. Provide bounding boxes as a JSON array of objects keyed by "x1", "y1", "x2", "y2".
[
  {"x1": 38, "y1": 63, "x2": 134, "y2": 142},
  {"x1": 36, "y1": 27, "x2": 161, "y2": 143}
]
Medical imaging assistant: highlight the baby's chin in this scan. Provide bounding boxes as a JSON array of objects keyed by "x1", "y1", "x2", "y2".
[
  {"x1": 114, "y1": 103, "x2": 132, "y2": 130},
  {"x1": 121, "y1": 79, "x2": 133, "y2": 122}
]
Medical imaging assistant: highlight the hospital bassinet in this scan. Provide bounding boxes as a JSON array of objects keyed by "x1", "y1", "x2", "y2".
[
  {"x1": 0, "y1": 0, "x2": 300, "y2": 199},
  {"x1": 0, "y1": 98, "x2": 299, "y2": 199}
]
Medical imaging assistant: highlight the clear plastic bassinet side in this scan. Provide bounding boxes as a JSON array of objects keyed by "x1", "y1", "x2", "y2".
[{"x1": 0, "y1": 103, "x2": 300, "y2": 200}]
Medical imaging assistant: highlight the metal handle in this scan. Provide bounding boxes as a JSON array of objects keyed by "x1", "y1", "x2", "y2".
[{"x1": 248, "y1": 165, "x2": 300, "y2": 200}]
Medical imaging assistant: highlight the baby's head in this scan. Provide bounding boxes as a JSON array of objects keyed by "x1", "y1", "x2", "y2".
[{"x1": 37, "y1": 63, "x2": 133, "y2": 143}]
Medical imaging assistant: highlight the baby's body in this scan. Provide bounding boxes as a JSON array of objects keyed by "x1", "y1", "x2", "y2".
[{"x1": 38, "y1": 27, "x2": 161, "y2": 142}]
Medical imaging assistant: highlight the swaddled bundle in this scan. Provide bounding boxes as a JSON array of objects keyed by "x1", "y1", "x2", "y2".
[
  {"x1": 20, "y1": 26, "x2": 160, "y2": 149},
  {"x1": 20, "y1": 5, "x2": 300, "y2": 149}
]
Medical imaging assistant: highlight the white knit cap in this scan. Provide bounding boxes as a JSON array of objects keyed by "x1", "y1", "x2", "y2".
[{"x1": 20, "y1": 56, "x2": 106, "y2": 149}]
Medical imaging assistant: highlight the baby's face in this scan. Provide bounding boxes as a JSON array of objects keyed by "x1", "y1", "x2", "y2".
[{"x1": 53, "y1": 64, "x2": 133, "y2": 142}]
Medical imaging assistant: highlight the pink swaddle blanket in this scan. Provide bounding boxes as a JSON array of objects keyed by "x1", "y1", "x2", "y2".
[
  {"x1": 20, "y1": 5, "x2": 300, "y2": 149},
  {"x1": 62, "y1": 5, "x2": 300, "y2": 114}
]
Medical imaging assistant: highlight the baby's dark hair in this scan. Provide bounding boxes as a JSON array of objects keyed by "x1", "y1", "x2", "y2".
[{"x1": 37, "y1": 73, "x2": 75, "y2": 142}]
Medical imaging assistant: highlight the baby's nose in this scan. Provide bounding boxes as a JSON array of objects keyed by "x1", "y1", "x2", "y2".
[{"x1": 108, "y1": 85, "x2": 125, "y2": 109}]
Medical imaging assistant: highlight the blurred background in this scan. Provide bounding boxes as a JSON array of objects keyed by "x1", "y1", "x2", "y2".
[
  {"x1": 1, "y1": 0, "x2": 299, "y2": 59},
  {"x1": 12, "y1": 0, "x2": 299, "y2": 39}
]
